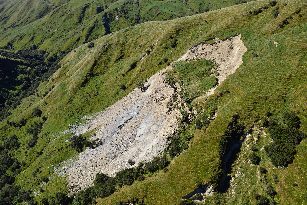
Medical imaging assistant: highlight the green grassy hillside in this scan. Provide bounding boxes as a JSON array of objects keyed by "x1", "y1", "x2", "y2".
[
  {"x1": 0, "y1": 0, "x2": 254, "y2": 126},
  {"x1": 0, "y1": 0, "x2": 253, "y2": 55},
  {"x1": 95, "y1": 1, "x2": 307, "y2": 204},
  {"x1": 0, "y1": 0, "x2": 306, "y2": 204}
]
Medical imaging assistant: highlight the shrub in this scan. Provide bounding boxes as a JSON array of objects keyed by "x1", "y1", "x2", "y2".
[
  {"x1": 137, "y1": 175, "x2": 145, "y2": 181},
  {"x1": 265, "y1": 142, "x2": 296, "y2": 167},
  {"x1": 272, "y1": 10, "x2": 279, "y2": 18},
  {"x1": 0, "y1": 184, "x2": 20, "y2": 203},
  {"x1": 272, "y1": 174, "x2": 278, "y2": 184},
  {"x1": 0, "y1": 151, "x2": 14, "y2": 175},
  {"x1": 115, "y1": 168, "x2": 140, "y2": 187},
  {"x1": 256, "y1": 195, "x2": 270, "y2": 205},
  {"x1": 41, "y1": 176, "x2": 49, "y2": 183},
  {"x1": 11, "y1": 159, "x2": 21, "y2": 173},
  {"x1": 70, "y1": 135, "x2": 87, "y2": 153},
  {"x1": 28, "y1": 136, "x2": 38, "y2": 148},
  {"x1": 249, "y1": 152, "x2": 261, "y2": 165},
  {"x1": 265, "y1": 112, "x2": 306, "y2": 167},
  {"x1": 128, "y1": 159, "x2": 135, "y2": 166},
  {"x1": 144, "y1": 155, "x2": 169, "y2": 173},
  {"x1": 267, "y1": 185, "x2": 277, "y2": 197},
  {"x1": 282, "y1": 112, "x2": 301, "y2": 129},
  {"x1": 251, "y1": 145, "x2": 258, "y2": 152},
  {"x1": 254, "y1": 193, "x2": 261, "y2": 199},
  {"x1": 72, "y1": 188, "x2": 96, "y2": 205},
  {"x1": 259, "y1": 167, "x2": 267, "y2": 174},
  {"x1": 41, "y1": 198, "x2": 49, "y2": 205},
  {"x1": 94, "y1": 173, "x2": 110, "y2": 186},
  {"x1": 49, "y1": 192, "x2": 72, "y2": 205},
  {"x1": 120, "y1": 84, "x2": 126, "y2": 90},
  {"x1": 33, "y1": 108, "x2": 42, "y2": 117},
  {"x1": 136, "y1": 79, "x2": 147, "y2": 92},
  {"x1": 17, "y1": 190, "x2": 32, "y2": 202},
  {"x1": 88, "y1": 139, "x2": 102, "y2": 149},
  {"x1": 165, "y1": 73, "x2": 176, "y2": 87},
  {"x1": 16, "y1": 117, "x2": 27, "y2": 127},
  {"x1": 0, "y1": 174, "x2": 14, "y2": 189},
  {"x1": 96, "y1": 184, "x2": 116, "y2": 198},
  {"x1": 195, "y1": 114, "x2": 210, "y2": 129},
  {"x1": 26, "y1": 121, "x2": 43, "y2": 137},
  {"x1": 87, "y1": 42, "x2": 94, "y2": 48},
  {"x1": 4, "y1": 135, "x2": 20, "y2": 150},
  {"x1": 168, "y1": 132, "x2": 190, "y2": 158}
]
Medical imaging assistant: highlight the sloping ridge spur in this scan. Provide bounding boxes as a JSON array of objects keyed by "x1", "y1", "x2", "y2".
[{"x1": 62, "y1": 35, "x2": 247, "y2": 194}]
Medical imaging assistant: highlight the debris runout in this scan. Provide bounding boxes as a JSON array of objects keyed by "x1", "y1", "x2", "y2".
[
  {"x1": 66, "y1": 67, "x2": 181, "y2": 193},
  {"x1": 63, "y1": 35, "x2": 247, "y2": 194}
]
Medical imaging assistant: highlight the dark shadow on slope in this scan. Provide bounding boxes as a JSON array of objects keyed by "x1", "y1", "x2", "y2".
[
  {"x1": 216, "y1": 114, "x2": 245, "y2": 193},
  {"x1": 103, "y1": 14, "x2": 111, "y2": 35},
  {"x1": 217, "y1": 136, "x2": 245, "y2": 193}
]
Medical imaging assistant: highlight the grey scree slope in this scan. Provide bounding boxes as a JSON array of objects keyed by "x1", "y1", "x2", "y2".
[{"x1": 63, "y1": 35, "x2": 247, "y2": 193}]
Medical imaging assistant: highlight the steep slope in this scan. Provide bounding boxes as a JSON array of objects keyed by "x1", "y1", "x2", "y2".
[
  {"x1": 97, "y1": 1, "x2": 307, "y2": 204},
  {"x1": 0, "y1": 0, "x2": 254, "y2": 55},
  {"x1": 0, "y1": 0, "x2": 54, "y2": 28},
  {"x1": 0, "y1": 0, "x2": 255, "y2": 125},
  {"x1": 65, "y1": 67, "x2": 182, "y2": 193},
  {"x1": 0, "y1": 0, "x2": 306, "y2": 204},
  {"x1": 60, "y1": 35, "x2": 246, "y2": 195}
]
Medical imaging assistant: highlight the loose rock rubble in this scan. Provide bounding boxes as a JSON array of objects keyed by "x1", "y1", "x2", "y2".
[
  {"x1": 62, "y1": 35, "x2": 247, "y2": 194},
  {"x1": 65, "y1": 67, "x2": 181, "y2": 193}
]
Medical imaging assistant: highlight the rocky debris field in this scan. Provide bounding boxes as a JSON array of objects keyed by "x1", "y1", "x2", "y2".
[
  {"x1": 64, "y1": 67, "x2": 181, "y2": 193},
  {"x1": 62, "y1": 35, "x2": 247, "y2": 194}
]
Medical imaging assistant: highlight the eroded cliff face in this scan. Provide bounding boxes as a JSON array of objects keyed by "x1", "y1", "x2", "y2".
[{"x1": 62, "y1": 35, "x2": 247, "y2": 194}]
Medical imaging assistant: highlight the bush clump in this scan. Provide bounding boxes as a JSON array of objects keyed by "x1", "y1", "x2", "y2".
[
  {"x1": 33, "y1": 108, "x2": 42, "y2": 117},
  {"x1": 87, "y1": 42, "x2": 94, "y2": 48},
  {"x1": 71, "y1": 154, "x2": 170, "y2": 204},
  {"x1": 249, "y1": 152, "x2": 261, "y2": 165},
  {"x1": 264, "y1": 112, "x2": 306, "y2": 167},
  {"x1": 70, "y1": 135, "x2": 88, "y2": 153},
  {"x1": 4, "y1": 135, "x2": 20, "y2": 150}
]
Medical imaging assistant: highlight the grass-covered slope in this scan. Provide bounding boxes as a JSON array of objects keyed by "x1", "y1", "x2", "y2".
[
  {"x1": 0, "y1": 0, "x2": 255, "y2": 125},
  {"x1": 0, "y1": 0, "x2": 306, "y2": 204},
  {"x1": 96, "y1": 1, "x2": 307, "y2": 204},
  {"x1": 0, "y1": 0, "x2": 254, "y2": 55}
]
